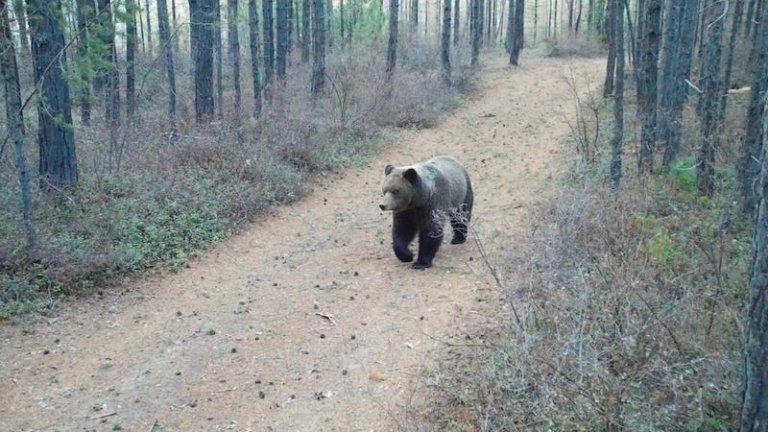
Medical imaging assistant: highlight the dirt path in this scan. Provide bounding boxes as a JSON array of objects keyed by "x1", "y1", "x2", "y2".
[{"x1": 1, "y1": 54, "x2": 604, "y2": 432}]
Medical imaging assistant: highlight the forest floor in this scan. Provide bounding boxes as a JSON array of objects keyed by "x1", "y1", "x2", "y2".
[{"x1": 1, "y1": 53, "x2": 605, "y2": 432}]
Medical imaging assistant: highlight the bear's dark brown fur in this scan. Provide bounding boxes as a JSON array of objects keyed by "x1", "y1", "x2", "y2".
[{"x1": 378, "y1": 155, "x2": 473, "y2": 269}]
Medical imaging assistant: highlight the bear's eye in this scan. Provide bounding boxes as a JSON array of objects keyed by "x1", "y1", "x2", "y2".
[{"x1": 391, "y1": 190, "x2": 399, "y2": 195}]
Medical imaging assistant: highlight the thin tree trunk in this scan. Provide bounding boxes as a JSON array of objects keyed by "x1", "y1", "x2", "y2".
[
  {"x1": 509, "y1": 0, "x2": 524, "y2": 64},
  {"x1": 568, "y1": 0, "x2": 573, "y2": 29},
  {"x1": 214, "y1": 0, "x2": 223, "y2": 119},
  {"x1": 139, "y1": 0, "x2": 146, "y2": 55},
  {"x1": 506, "y1": 0, "x2": 513, "y2": 52},
  {"x1": 172, "y1": 0, "x2": 179, "y2": 51},
  {"x1": 326, "y1": 0, "x2": 332, "y2": 47},
  {"x1": 442, "y1": 0, "x2": 452, "y2": 85},
  {"x1": 744, "y1": 0, "x2": 758, "y2": 37},
  {"x1": 533, "y1": 0, "x2": 537, "y2": 43},
  {"x1": 657, "y1": 0, "x2": 682, "y2": 151},
  {"x1": 386, "y1": 0, "x2": 399, "y2": 83},
  {"x1": 740, "y1": 91, "x2": 768, "y2": 432},
  {"x1": 28, "y1": 0, "x2": 78, "y2": 189},
  {"x1": 75, "y1": 0, "x2": 92, "y2": 125},
  {"x1": 228, "y1": 0, "x2": 242, "y2": 116},
  {"x1": 603, "y1": 0, "x2": 615, "y2": 97},
  {"x1": 411, "y1": 0, "x2": 419, "y2": 31},
  {"x1": 471, "y1": 0, "x2": 480, "y2": 65},
  {"x1": 301, "y1": 0, "x2": 310, "y2": 62},
  {"x1": 126, "y1": 0, "x2": 138, "y2": 122},
  {"x1": 12, "y1": 0, "x2": 29, "y2": 53},
  {"x1": 247, "y1": 0, "x2": 261, "y2": 117},
  {"x1": 276, "y1": 0, "x2": 288, "y2": 82},
  {"x1": 741, "y1": 0, "x2": 768, "y2": 213},
  {"x1": 157, "y1": 0, "x2": 178, "y2": 120},
  {"x1": 610, "y1": 0, "x2": 624, "y2": 187},
  {"x1": 663, "y1": 0, "x2": 699, "y2": 167},
  {"x1": 263, "y1": 0, "x2": 274, "y2": 100},
  {"x1": 310, "y1": 0, "x2": 326, "y2": 97},
  {"x1": 1, "y1": 0, "x2": 35, "y2": 248},
  {"x1": 146, "y1": 0, "x2": 153, "y2": 56},
  {"x1": 340, "y1": 0, "x2": 345, "y2": 42},
  {"x1": 696, "y1": 0, "x2": 725, "y2": 196},
  {"x1": 574, "y1": 0, "x2": 582, "y2": 33},
  {"x1": 637, "y1": 0, "x2": 661, "y2": 173},
  {"x1": 454, "y1": 0, "x2": 460, "y2": 45},
  {"x1": 721, "y1": 0, "x2": 745, "y2": 118},
  {"x1": 287, "y1": 0, "x2": 294, "y2": 57},
  {"x1": 189, "y1": 0, "x2": 215, "y2": 122}
]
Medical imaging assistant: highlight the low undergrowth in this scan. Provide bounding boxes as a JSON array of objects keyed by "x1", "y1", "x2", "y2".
[
  {"x1": 0, "y1": 40, "x2": 474, "y2": 319},
  {"x1": 425, "y1": 79, "x2": 749, "y2": 431}
]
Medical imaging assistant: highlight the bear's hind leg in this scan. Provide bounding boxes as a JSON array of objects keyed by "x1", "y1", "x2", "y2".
[
  {"x1": 414, "y1": 226, "x2": 444, "y2": 269},
  {"x1": 450, "y1": 205, "x2": 471, "y2": 244},
  {"x1": 393, "y1": 212, "x2": 418, "y2": 263}
]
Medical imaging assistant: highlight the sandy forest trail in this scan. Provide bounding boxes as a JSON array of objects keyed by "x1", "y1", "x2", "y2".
[{"x1": 1, "y1": 54, "x2": 604, "y2": 432}]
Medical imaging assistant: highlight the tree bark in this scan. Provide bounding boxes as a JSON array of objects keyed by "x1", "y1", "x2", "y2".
[
  {"x1": 637, "y1": 0, "x2": 661, "y2": 173},
  {"x1": 610, "y1": 0, "x2": 624, "y2": 188},
  {"x1": 12, "y1": 0, "x2": 29, "y2": 53},
  {"x1": 721, "y1": 0, "x2": 744, "y2": 118},
  {"x1": 696, "y1": 0, "x2": 725, "y2": 196},
  {"x1": 157, "y1": 0, "x2": 178, "y2": 120},
  {"x1": 146, "y1": 0, "x2": 153, "y2": 55},
  {"x1": 441, "y1": 0, "x2": 452, "y2": 85},
  {"x1": 276, "y1": 0, "x2": 288, "y2": 83},
  {"x1": 262, "y1": 0, "x2": 274, "y2": 100},
  {"x1": 1, "y1": 0, "x2": 36, "y2": 248},
  {"x1": 214, "y1": 0, "x2": 223, "y2": 119},
  {"x1": 662, "y1": 0, "x2": 698, "y2": 167},
  {"x1": 471, "y1": 0, "x2": 480, "y2": 65},
  {"x1": 126, "y1": 0, "x2": 138, "y2": 122},
  {"x1": 386, "y1": 0, "x2": 399, "y2": 83},
  {"x1": 741, "y1": 0, "x2": 768, "y2": 213},
  {"x1": 28, "y1": 0, "x2": 78, "y2": 190},
  {"x1": 189, "y1": 0, "x2": 215, "y2": 122},
  {"x1": 411, "y1": 0, "x2": 419, "y2": 32},
  {"x1": 657, "y1": 0, "x2": 682, "y2": 151},
  {"x1": 509, "y1": 0, "x2": 524, "y2": 65},
  {"x1": 228, "y1": 0, "x2": 242, "y2": 116},
  {"x1": 75, "y1": 0, "x2": 92, "y2": 125},
  {"x1": 603, "y1": 0, "x2": 615, "y2": 97},
  {"x1": 310, "y1": 0, "x2": 326, "y2": 97},
  {"x1": 740, "y1": 92, "x2": 768, "y2": 432},
  {"x1": 454, "y1": 0, "x2": 460, "y2": 45},
  {"x1": 247, "y1": 0, "x2": 262, "y2": 117},
  {"x1": 301, "y1": 0, "x2": 310, "y2": 62}
]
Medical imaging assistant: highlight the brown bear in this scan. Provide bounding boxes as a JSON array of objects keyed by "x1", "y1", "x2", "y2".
[{"x1": 378, "y1": 155, "x2": 473, "y2": 269}]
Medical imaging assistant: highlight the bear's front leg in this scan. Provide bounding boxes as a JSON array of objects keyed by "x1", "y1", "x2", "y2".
[
  {"x1": 413, "y1": 227, "x2": 443, "y2": 269},
  {"x1": 392, "y1": 212, "x2": 418, "y2": 263}
]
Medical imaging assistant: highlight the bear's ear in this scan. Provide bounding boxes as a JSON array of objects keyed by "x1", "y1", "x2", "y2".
[
  {"x1": 384, "y1": 164, "x2": 395, "y2": 175},
  {"x1": 404, "y1": 168, "x2": 419, "y2": 184}
]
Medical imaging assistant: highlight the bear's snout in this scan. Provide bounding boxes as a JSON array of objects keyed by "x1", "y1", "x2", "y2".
[{"x1": 379, "y1": 204, "x2": 386, "y2": 211}]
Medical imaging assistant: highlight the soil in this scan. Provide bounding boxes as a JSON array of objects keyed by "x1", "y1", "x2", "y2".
[{"x1": 0, "y1": 53, "x2": 605, "y2": 432}]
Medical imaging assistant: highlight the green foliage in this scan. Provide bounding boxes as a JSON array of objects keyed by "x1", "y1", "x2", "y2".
[
  {"x1": 347, "y1": 0, "x2": 386, "y2": 46},
  {"x1": 669, "y1": 156, "x2": 698, "y2": 191}
]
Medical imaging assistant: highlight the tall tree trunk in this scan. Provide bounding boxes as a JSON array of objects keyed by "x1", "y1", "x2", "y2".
[
  {"x1": 386, "y1": 0, "x2": 399, "y2": 83},
  {"x1": 247, "y1": 0, "x2": 261, "y2": 117},
  {"x1": 574, "y1": 0, "x2": 582, "y2": 33},
  {"x1": 157, "y1": 0, "x2": 178, "y2": 120},
  {"x1": 454, "y1": 0, "x2": 460, "y2": 44},
  {"x1": 189, "y1": 0, "x2": 215, "y2": 122},
  {"x1": 696, "y1": 0, "x2": 725, "y2": 196},
  {"x1": 603, "y1": 0, "x2": 615, "y2": 96},
  {"x1": 214, "y1": 0, "x2": 223, "y2": 119},
  {"x1": 744, "y1": 0, "x2": 758, "y2": 37},
  {"x1": 126, "y1": 0, "x2": 138, "y2": 122},
  {"x1": 228, "y1": 0, "x2": 242, "y2": 116},
  {"x1": 310, "y1": 0, "x2": 326, "y2": 97},
  {"x1": 637, "y1": 0, "x2": 661, "y2": 173},
  {"x1": 139, "y1": 0, "x2": 146, "y2": 55},
  {"x1": 146, "y1": 0, "x2": 153, "y2": 56},
  {"x1": 1, "y1": 0, "x2": 35, "y2": 248},
  {"x1": 287, "y1": 0, "x2": 294, "y2": 56},
  {"x1": 610, "y1": 0, "x2": 624, "y2": 187},
  {"x1": 662, "y1": 0, "x2": 698, "y2": 167},
  {"x1": 411, "y1": 0, "x2": 419, "y2": 32},
  {"x1": 505, "y1": 0, "x2": 513, "y2": 52},
  {"x1": 340, "y1": 0, "x2": 345, "y2": 43},
  {"x1": 326, "y1": 0, "x2": 332, "y2": 47},
  {"x1": 12, "y1": 0, "x2": 29, "y2": 53},
  {"x1": 533, "y1": 0, "x2": 537, "y2": 43},
  {"x1": 172, "y1": 0, "x2": 179, "y2": 51},
  {"x1": 568, "y1": 0, "x2": 574, "y2": 29},
  {"x1": 441, "y1": 0, "x2": 452, "y2": 85},
  {"x1": 263, "y1": 0, "x2": 274, "y2": 100},
  {"x1": 721, "y1": 0, "x2": 745, "y2": 118},
  {"x1": 75, "y1": 0, "x2": 92, "y2": 125},
  {"x1": 741, "y1": 0, "x2": 768, "y2": 213},
  {"x1": 740, "y1": 90, "x2": 768, "y2": 432},
  {"x1": 471, "y1": 0, "x2": 480, "y2": 65},
  {"x1": 276, "y1": 0, "x2": 288, "y2": 84},
  {"x1": 28, "y1": 0, "x2": 78, "y2": 190},
  {"x1": 512, "y1": 0, "x2": 524, "y2": 60},
  {"x1": 301, "y1": 0, "x2": 310, "y2": 61},
  {"x1": 657, "y1": 0, "x2": 682, "y2": 151}
]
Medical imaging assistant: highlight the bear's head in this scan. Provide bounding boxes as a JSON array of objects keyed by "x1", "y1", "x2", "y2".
[{"x1": 379, "y1": 164, "x2": 420, "y2": 212}]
